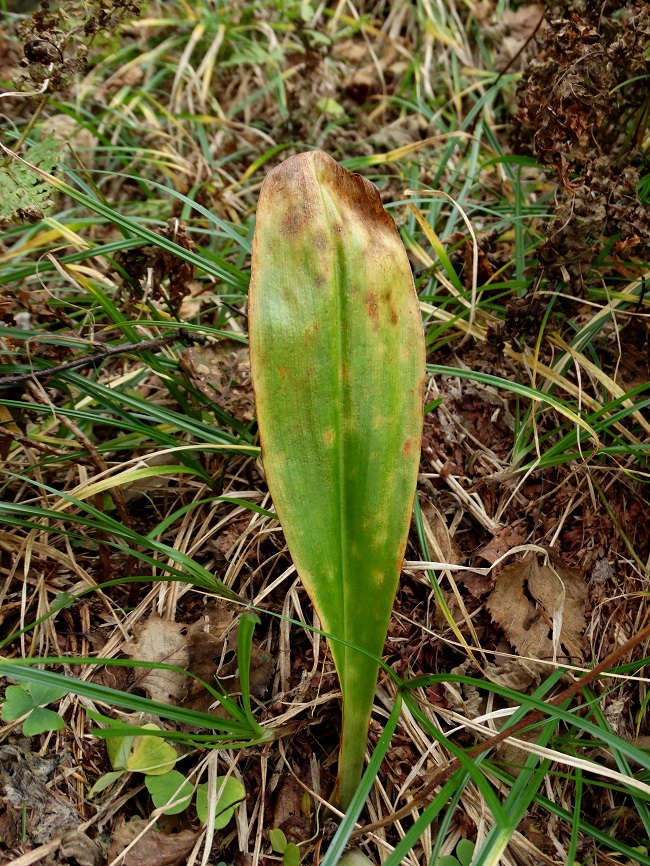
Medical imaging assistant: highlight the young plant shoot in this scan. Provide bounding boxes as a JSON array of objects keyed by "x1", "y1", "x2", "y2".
[{"x1": 249, "y1": 151, "x2": 425, "y2": 809}]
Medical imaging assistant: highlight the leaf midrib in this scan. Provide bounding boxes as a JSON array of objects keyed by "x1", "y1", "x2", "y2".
[{"x1": 316, "y1": 168, "x2": 349, "y2": 687}]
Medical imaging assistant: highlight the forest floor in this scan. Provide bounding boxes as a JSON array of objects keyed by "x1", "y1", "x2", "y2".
[{"x1": 1, "y1": 1, "x2": 650, "y2": 865}]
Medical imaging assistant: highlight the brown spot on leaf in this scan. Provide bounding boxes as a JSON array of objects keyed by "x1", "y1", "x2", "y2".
[
  {"x1": 402, "y1": 438, "x2": 415, "y2": 457},
  {"x1": 311, "y1": 230, "x2": 328, "y2": 251},
  {"x1": 382, "y1": 288, "x2": 398, "y2": 325},
  {"x1": 283, "y1": 208, "x2": 304, "y2": 237},
  {"x1": 365, "y1": 290, "x2": 379, "y2": 327}
]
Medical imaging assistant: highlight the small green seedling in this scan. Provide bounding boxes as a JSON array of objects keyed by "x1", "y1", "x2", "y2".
[
  {"x1": 147, "y1": 770, "x2": 246, "y2": 830},
  {"x1": 1, "y1": 682, "x2": 67, "y2": 735},
  {"x1": 106, "y1": 722, "x2": 177, "y2": 775},
  {"x1": 145, "y1": 770, "x2": 194, "y2": 815},
  {"x1": 88, "y1": 721, "x2": 179, "y2": 796},
  {"x1": 315, "y1": 97, "x2": 345, "y2": 118},
  {"x1": 437, "y1": 839, "x2": 475, "y2": 866},
  {"x1": 91, "y1": 724, "x2": 245, "y2": 831},
  {"x1": 195, "y1": 776, "x2": 246, "y2": 829},
  {"x1": 269, "y1": 827, "x2": 301, "y2": 866}
]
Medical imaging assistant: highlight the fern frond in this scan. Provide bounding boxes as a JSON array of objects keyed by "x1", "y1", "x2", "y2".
[{"x1": 0, "y1": 135, "x2": 64, "y2": 226}]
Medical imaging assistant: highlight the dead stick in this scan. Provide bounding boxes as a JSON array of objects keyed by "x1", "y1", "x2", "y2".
[
  {"x1": 0, "y1": 331, "x2": 194, "y2": 388},
  {"x1": 355, "y1": 619, "x2": 650, "y2": 836}
]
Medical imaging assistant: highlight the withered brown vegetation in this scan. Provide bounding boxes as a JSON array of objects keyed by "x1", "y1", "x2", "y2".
[{"x1": 511, "y1": 0, "x2": 650, "y2": 289}]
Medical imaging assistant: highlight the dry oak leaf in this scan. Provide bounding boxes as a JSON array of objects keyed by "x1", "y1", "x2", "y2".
[
  {"x1": 123, "y1": 615, "x2": 190, "y2": 705},
  {"x1": 486, "y1": 552, "x2": 586, "y2": 663},
  {"x1": 107, "y1": 819, "x2": 198, "y2": 866}
]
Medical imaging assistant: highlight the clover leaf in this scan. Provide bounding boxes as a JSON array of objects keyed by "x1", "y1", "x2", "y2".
[
  {"x1": 1, "y1": 682, "x2": 66, "y2": 735},
  {"x1": 195, "y1": 776, "x2": 245, "y2": 829}
]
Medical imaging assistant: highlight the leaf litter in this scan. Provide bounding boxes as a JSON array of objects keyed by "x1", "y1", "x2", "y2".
[{"x1": 486, "y1": 551, "x2": 587, "y2": 668}]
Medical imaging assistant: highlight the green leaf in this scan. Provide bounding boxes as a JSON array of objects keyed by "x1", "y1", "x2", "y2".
[
  {"x1": 437, "y1": 857, "x2": 461, "y2": 866},
  {"x1": 25, "y1": 682, "x2": 68, "y2": 706},
  {"x1": 0, "y1": 135, "x2": 63, "y2": 225},
  {"x1": 1, "y1": 685, "x2": 34, "y2": 721},
  {"x1": 0, "y1": 664, "x2": 269, "y2": 741},
  {"x1": 237, "y1": 612, "x2": 263, "y2": 733},
  {"x1": 107, "y1": 733, "x2": 135, "y2": 770},
  {"x1": 22, "y1": 707, "x2": 65, "y2": 736},
  {"x1": 249, "y1": 151, "x2": 425, "y2": 808},
  {"x1": 456, "y1": 840, "x2": 475, "y2": 866},
  {"x1": 284, "y1": 842, "x2": 301, "y2": 866},
  {"x1": 337, "y1": 852, "x2": 374, "y2": 866},
  {"x1": 126, "y1": 724, "x2": 178, "y2": 775},
  {"x1": 315, "y1": 98, "x2": 345, "y2": 117},
  {"x1": 270, "y1": 828, "x2": 288, "y2": 853},
  {"x1": 195, "y1": 776, "x2": 246, "y2": 829},
  {"x1": 87, "y1": 770, "x2": 125, "y2": 798},
  {"x1": 145, "y1": 770, "x2": 193, "y2": 815}
]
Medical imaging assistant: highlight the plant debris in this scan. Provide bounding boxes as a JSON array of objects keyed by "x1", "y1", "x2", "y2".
[{"x1": 486, "y1": 551, "x2": 587, "y2": 665}]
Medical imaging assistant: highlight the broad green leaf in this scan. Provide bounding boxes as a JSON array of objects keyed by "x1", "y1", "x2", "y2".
[
  {"x1": 195, "y1": 776, "x2": 245, "y2": 829},
  {"x1": 25, "y1": 682, "x2": 68, "y2": 706},
  {"x1": 22, "y1": 707, "x2": 65, "y2": 736},
  {"x1": 249, "y1": 151, "x2": 425, "y2": 808},
  {"x1": 270, "y1": 828, "x2": 288, "y2": 853},
  {"x1": 126, "y1": 724, "x2": 178, "y2": 775},
  {"x1": 107, "y1": 733, "x2": 135, "y2": 770},
  {"x1": 1, "y1": 685, "x2": 34, "y2": 720},
  {"x1": 284, "y1": 842, "x2": 301, "y2": 866},
  {"x1": 145, "y1": 770, "x2": 194, "y2": 815}
]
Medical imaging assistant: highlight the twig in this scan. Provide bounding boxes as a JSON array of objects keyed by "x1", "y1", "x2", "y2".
[
  {"x1": 0, "y1": 330, "x2": 197, "y2": 388},
  {"x1": 354, "y1": 617, "x2": 650, "y2": 837}
]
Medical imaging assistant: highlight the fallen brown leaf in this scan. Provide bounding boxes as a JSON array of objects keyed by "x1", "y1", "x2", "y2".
[
  {"x1": 50, "y1": 829, "x2": 103, "y2": 866},
  {"x1": 531, "y1": 553, "x2": 586, "y2": 663},
  {"x1": 123, "y1": 615, "x2": 190, "y2": 705},
  {"x1": 478, "y1": 525, "x2": 526, "y2": 564},
  {"x1": 271, "y1": 771, "x2": 313, "y2": 844},
  {"x1": 106, "y1": 819, "x2": 199, "y2": 866},
  {"x1": 486, "y1": 552, "x2": 586, "y2": 664},
  {"x1": 484, "y1": 659, "x2": 540, "y2": 691},
  {"x1": 123, "y1": 606, "x2": 274, "y2": 714}
]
